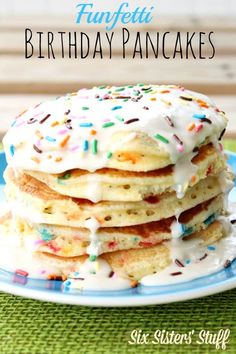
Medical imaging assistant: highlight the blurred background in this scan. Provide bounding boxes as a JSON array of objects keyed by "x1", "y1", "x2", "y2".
[{"x1": 0, "y1": 0, "x2": 236, "y2": 141}]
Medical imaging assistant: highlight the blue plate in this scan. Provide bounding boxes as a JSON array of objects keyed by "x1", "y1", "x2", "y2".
[{"x1": 0, "y1": 152, "x2": 235, "y2": 306}]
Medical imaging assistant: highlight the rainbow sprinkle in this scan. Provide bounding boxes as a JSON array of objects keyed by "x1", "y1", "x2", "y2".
[
  {"x1": 111, "y1": 106, "x2": 122, "y2": 111},
  {"x1": 102, "y1": 122, "x2": 115, "y2": 128},
  {"x1": 45, "y1": 136, "x2": 56, "y2": 142},
  {"x1": 207, "y1": 245, "x2": 216, "y2": 251},
  {"x1": 114, "y1": 115, "x2": 124, "y2": 122},
  {"x1": 9, "y1": 145, "x2": 15, "y2": 156},
  {"x1": 195, "y1": 123, "x2": 203, "y2": 132},
  {"x1": 193, "y1": 113, "x2": 206, "y2": 119},
  {"x1": 83, "y1": 140, "x2": 89, "y2": 151},
  {"x1": 79, "y1": 123, "x2": 93, "y2": 128},
  {"x1": 92, "y1": 140, "x2": 98, "y2": 154},
  {"x1": 154, "y1": 134, "x2": 169, "y2": 144},
  {"x1": 89, "y1": 255, "x2": 97, "y2": 262}
]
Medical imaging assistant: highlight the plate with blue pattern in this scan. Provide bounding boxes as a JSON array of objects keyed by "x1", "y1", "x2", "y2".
[{"x1": 0, "y1": 151, "x2": 235, "y2": 307}]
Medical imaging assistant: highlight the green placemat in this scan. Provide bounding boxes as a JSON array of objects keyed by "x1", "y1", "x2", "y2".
[
  {"x1": 0, "y1": 290, "x2": 235, "y2": 354},
  {"x1": 0, "y1": 139, "x2": 235, "y2": 354}
]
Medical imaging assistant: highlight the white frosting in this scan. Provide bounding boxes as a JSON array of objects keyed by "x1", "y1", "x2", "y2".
[
  {"x1": 0, "y1": 209, "x2": 64, "y2": 278},
  {"x1": 141, "y1": 218, "x2": 236, "y2": 286},
  {"x1": 3, "y1": 85, "x2": 226, "y2": 179},
  {"x1": 219, "y1": 170, "x2": 235, "y2": 210},
  {"x1": 173, "y1": 151, "x2": 198, "y2": 198},
  {"x1": 170, "y1": 219, "x2": 183, "y2": 239},
  {"x1": 86, "y1": 174, "x2": 102, "y2": 203},
  {"x1": 85, "y1": 217, "x2": 101, "y2": 257},
  {"x1": 64, "y1": 258, "x2": 131, "y2": 291},
  {"x1": 0, "y1": 203, "x2": 9, "y2": 217}
]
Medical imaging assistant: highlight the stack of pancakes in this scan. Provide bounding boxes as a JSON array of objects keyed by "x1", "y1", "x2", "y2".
[{"x1": 2, "y1": 84, "x2": 233, "y2": 282}]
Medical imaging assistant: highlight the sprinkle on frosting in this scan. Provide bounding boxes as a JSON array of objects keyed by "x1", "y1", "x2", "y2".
[
  {"x1": 201, "y1": 118, "x2": 212, "y2": 125},
  {"x1": 65, "y1": 119, "x2": 72, "y2": 130},
  {"x1": 111, "y1": 106, "x2": 122, "y2": 111},
  {"x1": 33, "y1": 144, "x2": 42, "y2": 154},
  {"x1": 79, "y1": 123, "x2": 93, "y2": 128},
  {"x1": 175, "y1": 259, "x2": 185, "y2": 267},
  {"x1": 114, "y1": 115, "x2": 124, "y2": 122},
  {"x1": 92, "y1": 139, "x2": 98, "y2": 154},
  {"x1": 164, "y1": 116, "x2": 175, "y2": 128},
  {"x1": 45, "y1": 136, "x2": 56, "y2": 142},
  {"x1": 219, "y1": 129, "x2": 226, "y2": 141},
  {"x1": 124, "y1": 118, "x2": 139, "y2": 124},
  {"x1": 9, "y1": 145, "x2": 15, "y2": 157},
  {"x1": 199, "y1": 253, "x2": 208, "y2": 261},
  {"x1": 39, "y1": 114, "x2": 51, "y2": 124},
  {"x1": 193, "y1": 113, "x2": 206, "y2": 119},
  {"x1": 27, "y1": 117, "x2": 38, "y2": 124},
  {"x1": 60, "y1": 135, "x2": 70, "y2": 148},
  {"x1": 195, "y1": 123, "x2": 204, "y2": 133},
  {"x1": 207, "y1": 245, "x2": 216, "y2": 251},
  {"x1": 154, "y1": 133, "x2": 169, "y2": 144},
  {"x1": 102, "y1": 122, "x2": 115, "y2": 128},
  {"x1": 187, "y1": 123, "x2": 195, "y2": 131},
  {"x1": 83, "y1": 140, "x2": 89, "y2": 151},
  {"x1": 173, "y1": 134, "x2": 183, "y2": 146},
  {"x1": 179, "y1": 95, "x2": 193, "y2": 101}
]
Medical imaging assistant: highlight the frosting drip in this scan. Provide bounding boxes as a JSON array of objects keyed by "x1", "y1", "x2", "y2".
[
  {"x1": 63, "y1": 259, "x2": 131, "y2": 291},
  {"x1": 141, "y1": 218, "x2": 235, "y2": 286},
  {"x1": 85, "y1": 217, "x2": 101, "y2": 257}
]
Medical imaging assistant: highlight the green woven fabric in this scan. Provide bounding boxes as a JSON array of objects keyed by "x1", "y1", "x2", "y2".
[
  {"x1": 0, "y1": 291, "x2": 235, "y2": 354},
  {"x1": 0, "y1": 139, "x2": 235, "y2": 354}
]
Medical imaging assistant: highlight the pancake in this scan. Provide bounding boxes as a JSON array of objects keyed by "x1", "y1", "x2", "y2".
[
  {"x1": 102, "y1": 220, "x2": 225, "y2": 280},
  {"x1": 12, "y1": 195, "x2": 224, "y2": 257},
  {"x1": 5, "y1": 165, "x2": 229, "y2": 227},
  {"x1": 36, "y1": 220, "x2": 224, "y2": 281},
  {"x1": 25, "y1": 143, "x2": 226, "y2": 202},
  {"x1": 3, "y1": 85, "x2": 227, "y2": 174},
  {"x1": 4, "y1": 167, "x2": 230, "y2": 228}
]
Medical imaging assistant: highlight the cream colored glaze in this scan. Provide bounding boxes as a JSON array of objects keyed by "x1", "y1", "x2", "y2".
[
  {"x1": 85, "y1": 217, "x2": 101, "y2": 257},
  {"x1": 64, "y1": 259, "x2": 131, "y2": 291},
  {"x1": 141, "y1": 217, "x2": 235, "y2": 286}
]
